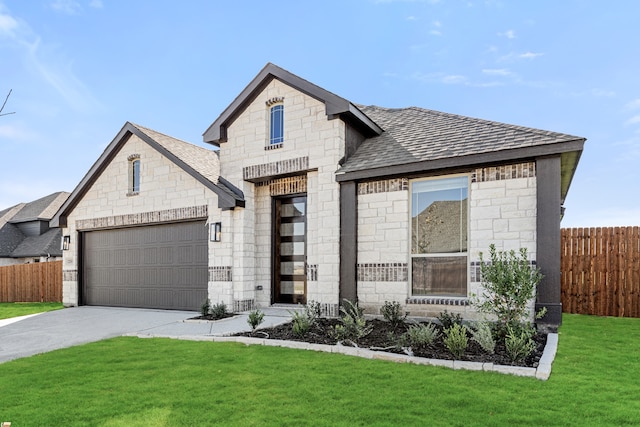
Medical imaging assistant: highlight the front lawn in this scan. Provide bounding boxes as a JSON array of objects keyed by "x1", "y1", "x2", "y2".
[
  {"x1": 0, "y1": 314, "x2": 639, "y2": 426},
  {"x1": 0, "y1": 302, "x2": 63, "y2": 320}
]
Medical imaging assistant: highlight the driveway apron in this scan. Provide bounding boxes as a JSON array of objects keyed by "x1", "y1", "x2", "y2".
[{"x1": 0, "y1": 306, "x2": 197, "y2": 364}]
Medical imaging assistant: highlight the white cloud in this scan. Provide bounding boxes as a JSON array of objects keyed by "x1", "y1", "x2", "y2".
[
  {"x1": 50, "y1": 0, "x2": 82, "y2": 15},
  {"x1": 406, "y1": 15, "x2": 417, "y2": 21},
  {"x1": 430, "y1": 29, "x2": 442, "y2": 36},
  {"x1": 0, "y1": 12, "x2": 18, "y2": 36},
  {"x1": 89, "y1": 0, "x2": 103, "y2": 8},
  {"x1": 625, "y1": 99, "x2": 640, "y2": 110},
  {"x1": 625, "y1": 115, "x2": 640, "y2": 125},
  {"x1": 519, "y1": 51, "x2": 543, "y2": 59},
  {"x1": 0, "y1": 123, "x2": 38, "y2": 141},
  {"x1": 499, "y1": 29, "x2": 516, "y2": 39},
  {"x1": 0, "y1": 5, "x2": 99, "y2": 112},
  {"x1": 442, "y1": 74, "x2": 468, "y2": 84},
  {"x1": 482, "y1": 68, "x2": 512, "y2": 76}
]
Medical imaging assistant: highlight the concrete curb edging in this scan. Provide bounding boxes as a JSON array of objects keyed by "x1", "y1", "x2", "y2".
[{"x1": 133, "y1": 332, "x2": 559, "y2": 380}]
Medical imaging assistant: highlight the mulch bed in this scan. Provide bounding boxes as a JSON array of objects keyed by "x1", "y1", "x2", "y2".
[{"x1": 238, "y1": 318, "x2": 547, "y2": 368}]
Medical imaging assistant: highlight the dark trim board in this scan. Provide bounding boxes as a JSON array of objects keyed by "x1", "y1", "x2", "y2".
[
  {"x1": 339, "y1": 181, "x2": 357, "y2": 303},
  {"x1": 536, "y1": 155, "x2": 562, "y2": 326}
]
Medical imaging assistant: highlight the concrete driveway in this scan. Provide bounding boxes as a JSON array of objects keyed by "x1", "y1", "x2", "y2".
[
  {"x1": 0, "y1": 306, "x2": 293, "y2": 364},
  {"x1": 0, "y1": 306, "x2": 198, "y2": 364}
]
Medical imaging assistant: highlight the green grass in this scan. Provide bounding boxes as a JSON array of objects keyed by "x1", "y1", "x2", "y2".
[
  {"x1": 0, "y1": 302, "x2": 63, "y2": 319},
  {"x1": 0, "y1": 314, "x2": 639, "y2": 426}
]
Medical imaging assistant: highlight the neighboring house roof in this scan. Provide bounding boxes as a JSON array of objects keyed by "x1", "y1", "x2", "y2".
[
  {"x1": 0, "y1": 192, "x2": 69, "y2": 258},
  {"x1": 0, "y1": 223, "x2": 25, "y2": 257},
  {"x1": 10, "y1": 192, "x2": 70, "y2": 223},
  {"x1": 203, "y1": 62, "x2": 383, "y2": 145},
  {"x1": 51, "y1": 122, "x2": 245, "y2": 228},
  {"x1": 10, "y1": 228, "x2": 61, "y2": 258},
  {"x1": 337, "y1": 105, "x2": 586, "y2": 203}
]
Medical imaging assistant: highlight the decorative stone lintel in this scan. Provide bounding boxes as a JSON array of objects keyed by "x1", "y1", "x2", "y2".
[
  {"x1": 243, "y1": 156, "x2": 310, "y2": 182},
  {"x1": 75, "y1": 205, "x2": 208, "y2": 230}
]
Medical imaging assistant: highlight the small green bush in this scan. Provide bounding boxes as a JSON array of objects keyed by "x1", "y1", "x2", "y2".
[
  {"x1": 290, "y1": 300, "x2": 322, "y2": 338},
  {"x1": 332, "y1": 299, "x2": 372, "y2": 343},
  {"x1": 405, "y1": 323, "x2": 440, "y2": 346},
  {"x1": 469, "y1": 321, "x2": 496, "y2": 354},
  {"x1": 200, "y1": 299, "x2": 211, "y2": 317},
  {"x1": 443, "y1": 323, "x2": 468, "y2": 359},
  {"x1": 210, "y1": 302, "x2": 229, "y2": 319},
  {"x1": 505, "y1": 323, "x2": 536, "y2": 363},
  {"x1": 247, "y1": 309, "x2": 265, "y2": 331},
  {"x1": 380, "y1": 301, "x2": 408, "y2": 330},
  {"x1": 291, "y1": 311, "x2": 312, "y2": 338},
  {"x1": 473, "y1": 244, "x2": 543, "y2": 330},
  {"x1": 437, "y1": 310, "x2": 464, "y2": 330}
]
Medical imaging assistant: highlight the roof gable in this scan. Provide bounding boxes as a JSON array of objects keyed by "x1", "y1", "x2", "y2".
[
  {"x1": 51, "y1": 122, "x2": 244, "y2": 228},
  {"x1": 202, "y1": 63, "x2": 382, "y2": 145}
]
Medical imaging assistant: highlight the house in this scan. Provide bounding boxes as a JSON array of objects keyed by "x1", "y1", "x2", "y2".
[
  {"x1": 0, "y1": 191, "x2": 70, "y2": 266},
  {"x1": 51, "y1": 63, "x2": 585, "y2": 325}
]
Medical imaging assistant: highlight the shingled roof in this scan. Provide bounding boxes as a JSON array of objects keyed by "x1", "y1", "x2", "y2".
[
  {"x1": 0, "y1": 192, "x2": 69, "y2": 259},
  {"x1": 340, "y1": 105, "x2": 585, "y2": 174}
]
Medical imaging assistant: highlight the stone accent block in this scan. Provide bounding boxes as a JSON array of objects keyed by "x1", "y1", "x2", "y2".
[
  {"x1": 243, "y1": 156, "x2": 309, "y2": 181},
  {"x1": 233, "y1": 299, "x2": 255, "y2": 312},
  {"x1": 209, "y1": 266, "x2": 232, "y2": 282},
  {"x1": 358, "y1": 178, "x2": 408, "y2": 195},
  {"x1": 75, "y1": 205, "x2": 208, "y2": 230},
  {"x1": 62, "y1": 270, "x2": 78, "y2": 281},
  {"x1": 256, "y1": 175, "x2": 307, "y2": 196},
  {"x1": 357, "y1": 263, "x2": 407, "y2": 282},
  {"x1": 472, "y1": 162, "x2": 536, "y2": 182}
]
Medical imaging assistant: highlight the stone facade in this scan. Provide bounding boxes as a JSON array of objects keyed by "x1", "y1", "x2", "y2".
[
  {"x1": 61, "y1": 133, "x2": 220, "y2": 307},
  {"x1": 356, "y1": 163, "x2": 537, "y2": 318},
  {"x1": 208, "y1": 79, "x2": 344, "y2": 312}
]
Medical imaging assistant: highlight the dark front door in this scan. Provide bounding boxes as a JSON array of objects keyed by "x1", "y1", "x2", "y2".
[{"x1": 273, "y1": 195, "x2": 307, "y2": 304}]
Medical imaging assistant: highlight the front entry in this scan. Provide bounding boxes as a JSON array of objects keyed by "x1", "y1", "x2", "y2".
[{"x1": 273, "y1": 195, "x2": 307, "y2": 304}]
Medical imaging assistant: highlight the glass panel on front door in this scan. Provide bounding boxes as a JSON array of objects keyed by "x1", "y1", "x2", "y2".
[{"x1": 274, "y1": 196, "x2": 307, "y2": 304}]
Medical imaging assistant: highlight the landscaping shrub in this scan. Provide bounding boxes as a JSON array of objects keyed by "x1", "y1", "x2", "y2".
[
  {"x1": 505, "y1": 323, "x2": 536, "y2": 363},
  {"x1": 443, "y1": 323, "x2": 468, "y2": 359},
  {"x1": 210, "y1": 302, "x2": 229, "y2": 319},
  {"x1": 380, "y1": 301, "x2": 408, "y2": 330},
  {"x1": 332, "y1": 299, "x2": 372, "y2": 343},
  {"x1": 290, "y1": 300, "x2": 321, "y2": 338},
  {"x1": 472, "y1": 244, "x2": 543, "y2": 331},
  {"x1": 247, "y1": 309, "x2": 265, "y2": 331},
  {"x1": 200, "y1": 299, "x2": 211, "y2": 317},
  {"x1": 405, "y1": 323, "x2": 440, "y2": 346},
  {"x1": 437, "y1": 310, "x2": 464, "y2": 329},
  {"x1": 469, "y1": 321, "x2": 496, "y2": 354}
]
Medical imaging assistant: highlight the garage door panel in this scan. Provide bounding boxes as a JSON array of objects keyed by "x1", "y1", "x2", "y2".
[{"x1": 83, "y1": 221, "x2": 208, "y2": 310}]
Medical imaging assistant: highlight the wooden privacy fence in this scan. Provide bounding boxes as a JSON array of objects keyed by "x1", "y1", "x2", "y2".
[
  {"x1": 561, "y1": 227, "x2": 640, "y2": 317},
  {"x1": 0, "y1": 261, "x2": 62, "y2": 303}
]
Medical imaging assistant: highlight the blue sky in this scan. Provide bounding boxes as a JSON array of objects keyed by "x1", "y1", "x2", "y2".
[{"x1": 0, "y1": 0, "x2": 638, "y2": 227}]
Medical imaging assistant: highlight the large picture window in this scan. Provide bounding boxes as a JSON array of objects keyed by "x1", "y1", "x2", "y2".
[{"x1": 410, "y1": 176, "x2": 468, "y2": 297}]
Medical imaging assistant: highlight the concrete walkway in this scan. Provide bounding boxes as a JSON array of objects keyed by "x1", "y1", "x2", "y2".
[{"x1": 0, "y1": 306, "x2": 294, "y2": 364}]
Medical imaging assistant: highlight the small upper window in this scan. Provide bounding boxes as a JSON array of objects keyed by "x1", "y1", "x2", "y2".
[
  {"x1": 128, "y1": 154, "x2": 140, "y2": 195},
  {"x1": 270, "y1": 104, "x2": 284, "y2": 145}
]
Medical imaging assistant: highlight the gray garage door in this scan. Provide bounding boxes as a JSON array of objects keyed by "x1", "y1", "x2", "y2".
[{"x1": 83, "y1": 221, "x2": 208, "y2": 311}]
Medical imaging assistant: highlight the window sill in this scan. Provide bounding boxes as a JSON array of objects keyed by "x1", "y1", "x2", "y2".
[
  {"x1": 265, "y1": 143, "x2": 283, "y2": 151},
  {"x1": 126, "y1": 191, "x2": 140, "y2": 197},
  {"x1": 406, "y1": 297, "x2": 469, "y2": 306}
]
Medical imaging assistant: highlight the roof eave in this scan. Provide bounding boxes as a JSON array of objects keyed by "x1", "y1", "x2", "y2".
[{"x1": 335, "y1": 138, "x2": 586, "y2": 182}]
